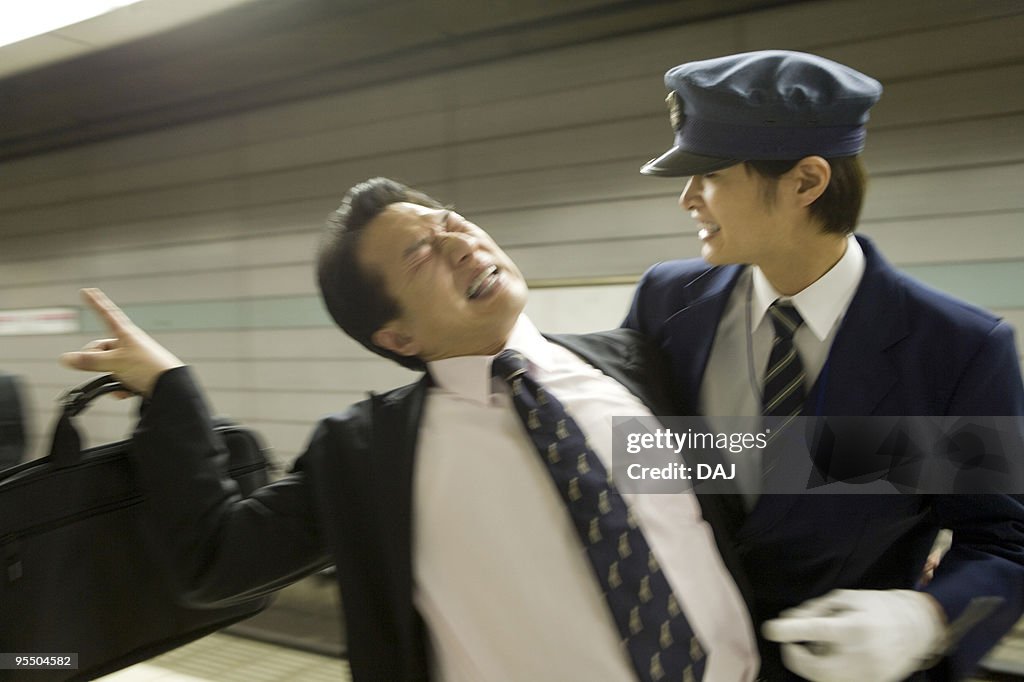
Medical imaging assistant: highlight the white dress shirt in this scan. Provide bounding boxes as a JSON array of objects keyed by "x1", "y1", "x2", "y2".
[
  {"x1": 699, "y1": 236, "x2": 866, "y2": 499},
  {"x1": 413, "y1": 316, "x2": 758, "y2": 682}
]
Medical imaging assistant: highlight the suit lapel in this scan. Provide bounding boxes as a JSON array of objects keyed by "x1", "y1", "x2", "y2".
[
  {"x1": 813, "y1": 236, "x2": 908, "y2": 417},
  {"x1": 665, "y1": 238, "x2": 907, "y2": 418},
  {"x1": 371, "y1": 376, "x2": 431, "y2": 671},
  {"x1": 662, "y1": 265, "x2": 745, "y2": 414},
  {"x1": 663, "y1": 268, "x2": 755, "y2": 535}
]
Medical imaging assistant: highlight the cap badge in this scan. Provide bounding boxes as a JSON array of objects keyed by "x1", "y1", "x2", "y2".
[{"x1": 665, "y1": 92, "x2": 684, "y2": 131}]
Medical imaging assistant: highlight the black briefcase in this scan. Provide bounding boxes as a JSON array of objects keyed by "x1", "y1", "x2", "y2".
[
  {"x1": 0, "y1": 375, "x2": 272, "y2": 681},
  {"x1": 0, "y1": 372, "x2": 27, "y2": 471}
]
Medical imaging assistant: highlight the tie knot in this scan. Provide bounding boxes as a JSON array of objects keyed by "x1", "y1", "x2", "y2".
[
  {"x1": 768, "y1": 301, "x2": 804, "y2": 339},
  {"x1": 491, "y1": 349, "x2": 529, "y2": 381}
]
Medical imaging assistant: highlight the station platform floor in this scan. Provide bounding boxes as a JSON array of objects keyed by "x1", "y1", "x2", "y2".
[
  {"x1": 95, "y1": 633, "x2": 349, "y2": 682},
  {"x1": 94, "y1": 623, "x2": 1024, "y2": 682}
]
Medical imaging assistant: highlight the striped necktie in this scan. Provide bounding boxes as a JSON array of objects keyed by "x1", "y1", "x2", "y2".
[
  {"x1": 762, "y1": 301, "x2": 806, "y2": 419},
  {"x1": 491, "y1": 349, "x2": 706, "y2": 682}
]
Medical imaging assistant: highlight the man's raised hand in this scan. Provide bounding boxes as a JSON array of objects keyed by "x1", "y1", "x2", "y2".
[{"x1": 60, "y1": 288, "x2": 184, "y2": 397}]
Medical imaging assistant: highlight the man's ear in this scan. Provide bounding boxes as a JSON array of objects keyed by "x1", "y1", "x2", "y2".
[
  {"x1": 372, "y1": 322, "x2": 420, "y2": 357},
  {"x1": 790, "y1": 156, "x2": 831, "y2": 208}
]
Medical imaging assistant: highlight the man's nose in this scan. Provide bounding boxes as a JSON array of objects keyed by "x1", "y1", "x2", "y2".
[
  {"x1": 679, "y1": 177, "x2": 700, "y2": 211},
  {"x1": 438, "y1": 232, "x2": 476, "y2": 265}
]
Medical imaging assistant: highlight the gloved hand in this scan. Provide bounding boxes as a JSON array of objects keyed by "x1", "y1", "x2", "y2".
[{"x1": 762, "y1": 589, "x2": 945, "y2": 682}]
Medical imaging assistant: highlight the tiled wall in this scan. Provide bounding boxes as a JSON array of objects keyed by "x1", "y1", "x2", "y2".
[{"x1": 1, "y1": 0, "x2": 1021, "y2": 462}]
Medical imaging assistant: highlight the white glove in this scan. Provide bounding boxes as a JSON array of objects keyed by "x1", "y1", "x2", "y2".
[{"x1": 762, "y1": 589, "x2": 945, "y2": 682}]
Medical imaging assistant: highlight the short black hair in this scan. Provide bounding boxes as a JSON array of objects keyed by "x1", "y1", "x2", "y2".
[
  {"x1": 744, "y1": 156, "x2": 867, "y2": 235},
  {"x1": 316, "y1": 177, "x2": 443, "y2": 371}
]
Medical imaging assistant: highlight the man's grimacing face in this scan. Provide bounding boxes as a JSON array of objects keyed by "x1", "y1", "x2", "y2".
[{"x1": 360, "y1": 202, "x2": 529, "y2": 362}]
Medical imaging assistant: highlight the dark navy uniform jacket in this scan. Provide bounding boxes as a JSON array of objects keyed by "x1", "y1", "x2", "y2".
[{"x1": 624, "y1": 234, "x2": 1024, "y2": 681}]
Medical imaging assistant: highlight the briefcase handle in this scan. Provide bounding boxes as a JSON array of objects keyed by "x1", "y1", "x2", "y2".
[
  {"x1": 48, "y1": 374, "x2": 138, "y2": 468},
  {"x1": 58, "y1": 374, "x2": 136, "y2": 418}
]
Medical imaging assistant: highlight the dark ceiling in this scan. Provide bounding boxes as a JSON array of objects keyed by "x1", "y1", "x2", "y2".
[{"x1": 0, "y1": 0, "x2": 807, "y2": 163}]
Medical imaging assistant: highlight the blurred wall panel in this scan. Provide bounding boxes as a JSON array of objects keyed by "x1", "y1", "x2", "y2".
[{"x1": 0, "y1": 0, "x2": 1021, "y2": 460}]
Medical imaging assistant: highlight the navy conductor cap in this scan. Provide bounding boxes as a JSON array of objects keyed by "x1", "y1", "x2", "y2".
[{"x1": 641, "y1": 50, "x2": 883, "y2": 177}]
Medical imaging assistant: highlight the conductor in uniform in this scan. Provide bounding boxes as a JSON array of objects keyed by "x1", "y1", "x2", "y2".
[{"x1": 624, "y1": 50, "x2": 1024, "y2": 681}]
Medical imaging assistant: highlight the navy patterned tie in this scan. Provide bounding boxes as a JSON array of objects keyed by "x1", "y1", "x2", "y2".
[
  {"x1": 762, "y1": 301, "x2": 806, "y2": 419},
  {"x1": 491, "y1": 349, "x2": 706, "y2": 682}
]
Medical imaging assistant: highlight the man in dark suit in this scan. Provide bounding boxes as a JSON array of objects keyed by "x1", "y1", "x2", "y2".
[
  {"x1": 62, "y1": 178, "x2": 759, "y2": 681},
  {"x1": 624, "y1": 50, "x2": 1024, "y2": 681}
]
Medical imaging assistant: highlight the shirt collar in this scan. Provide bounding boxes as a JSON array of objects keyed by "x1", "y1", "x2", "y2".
[
  {"x1": 426, "y1": 315, "x2": 551, "y2": 405},
  {"x1": 750, "y1": 235, "x2": 865, "y2": 340}
]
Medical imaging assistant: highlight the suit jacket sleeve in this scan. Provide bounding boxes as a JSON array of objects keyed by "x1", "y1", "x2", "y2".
[
  {"x1": 925, "y1": 321, "x2": 1024, "y2": 680},
  {"x1": 131, "y1": 366, "x2": 331, "y2": 608}
]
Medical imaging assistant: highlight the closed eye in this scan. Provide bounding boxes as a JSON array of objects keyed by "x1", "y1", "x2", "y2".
[
  {"x1": 403, "y1": 236, "x2": 433, "y2": 261},
  {"x1": 402, "y1": 208, "x2": 466, "y2": 271}
]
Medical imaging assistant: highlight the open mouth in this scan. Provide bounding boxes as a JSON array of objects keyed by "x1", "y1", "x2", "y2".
[
  {"x1": 697, "y1": 222, "x2": 721, "y2": 240},
  {"x1": 467, "y1": 265, "x2": 501, "y2": 299}
]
